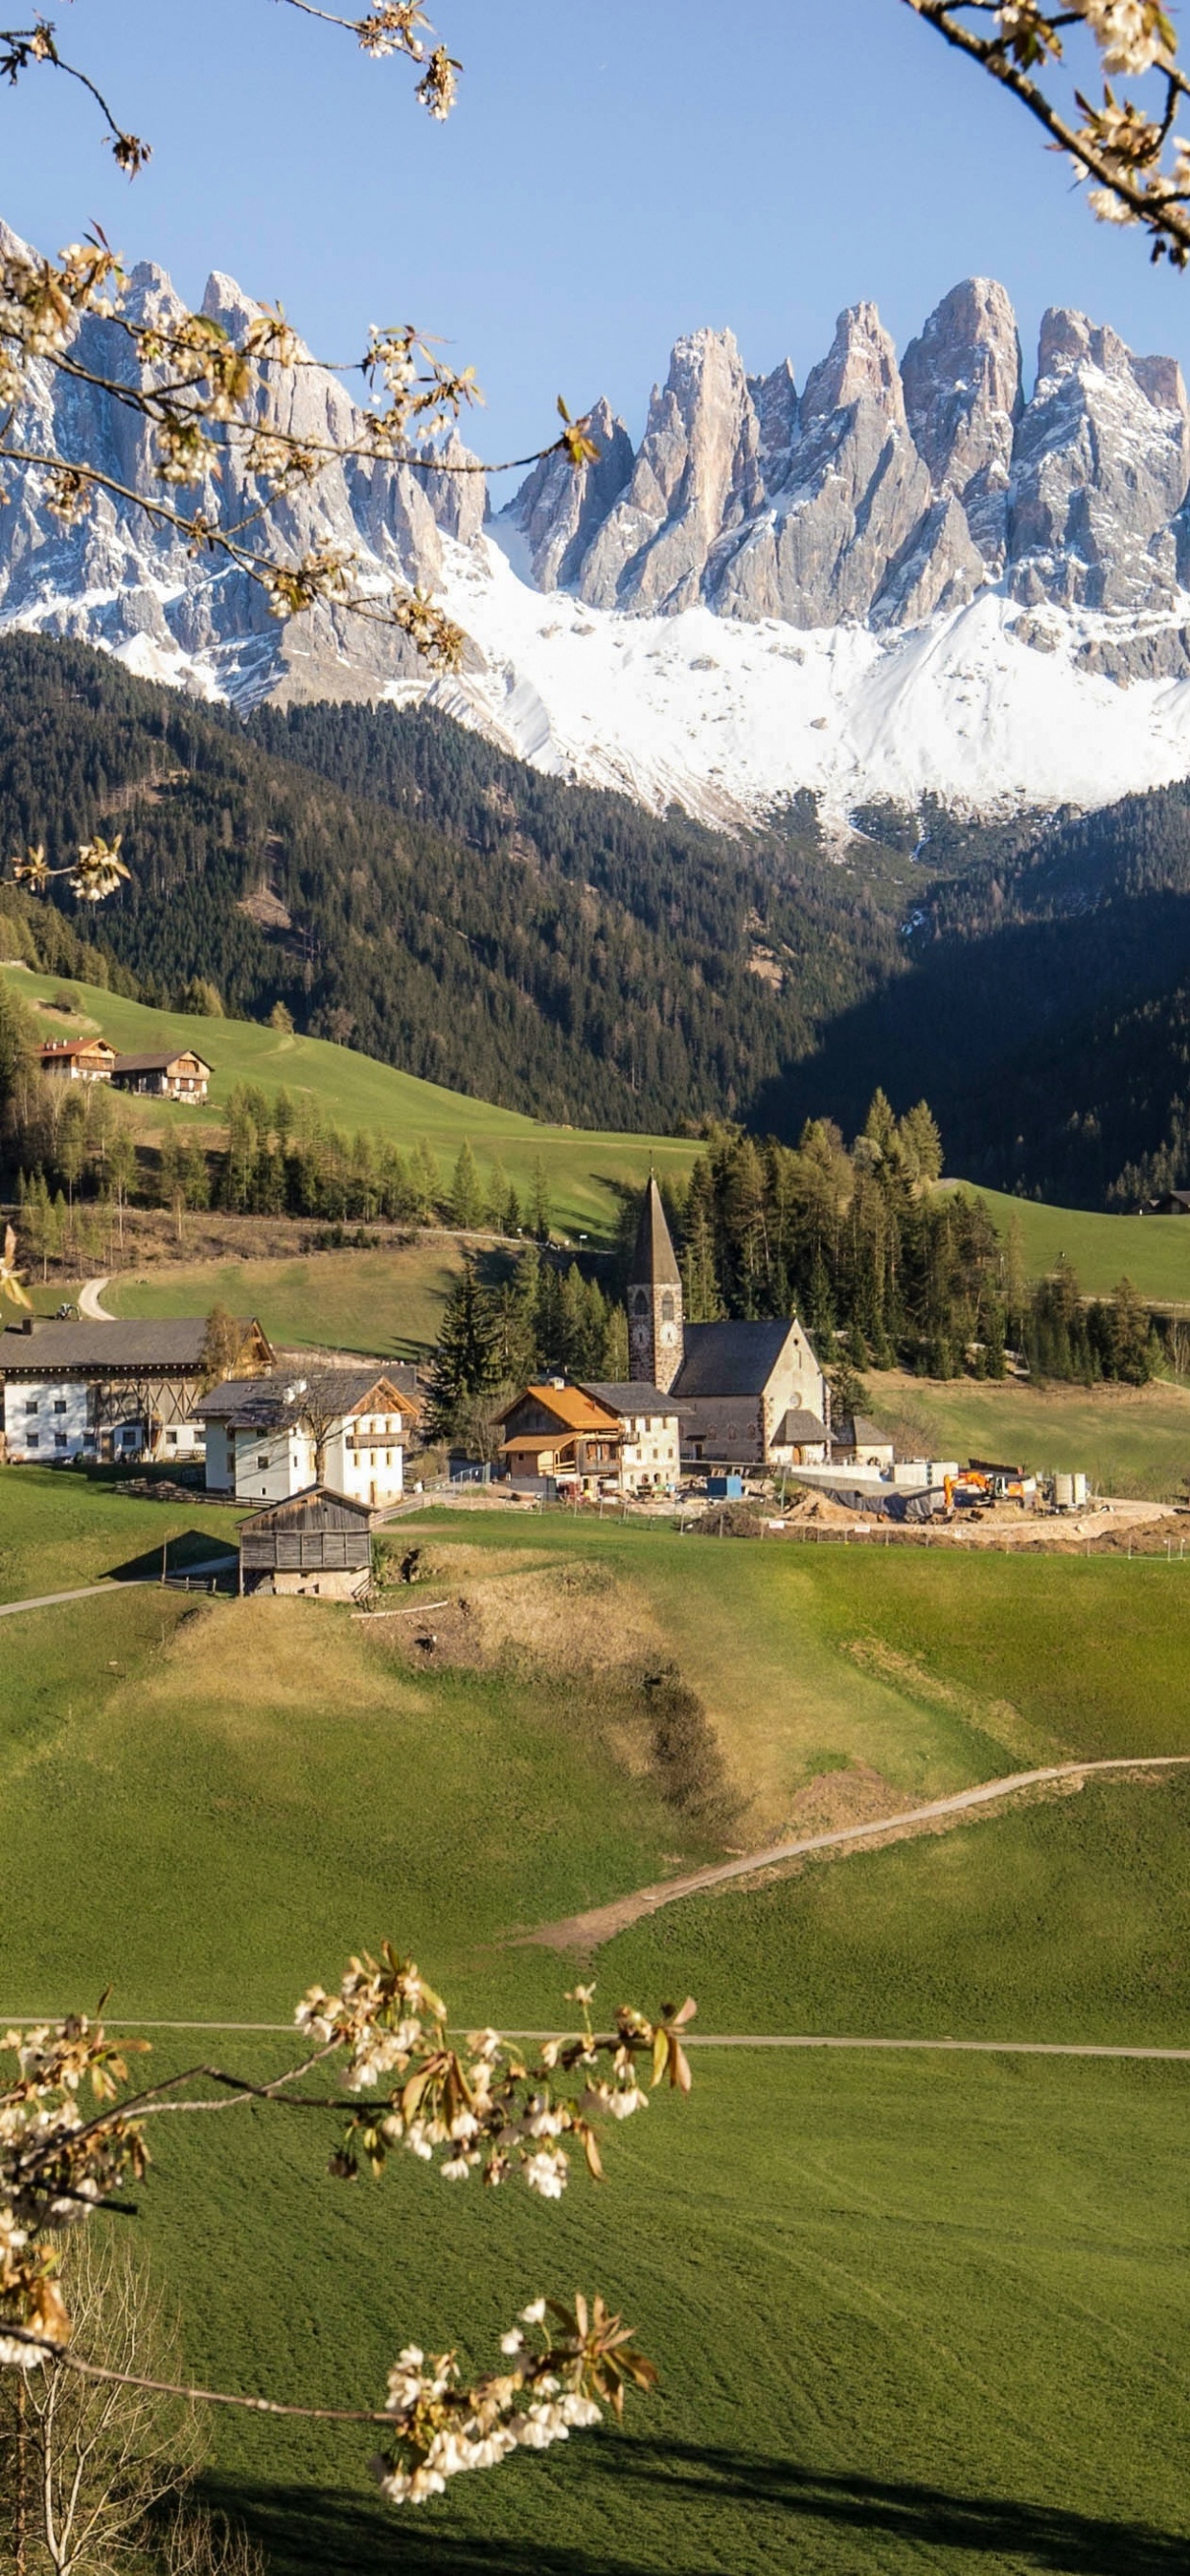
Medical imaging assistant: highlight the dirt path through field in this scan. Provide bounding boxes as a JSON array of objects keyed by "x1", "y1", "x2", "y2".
[
  {"x1": 522, "y1": 1756, "x2": 1190, "y2": 1951},
  {"x1": 78, "y1": 1276, "x2": 116, "y2": 1319}
]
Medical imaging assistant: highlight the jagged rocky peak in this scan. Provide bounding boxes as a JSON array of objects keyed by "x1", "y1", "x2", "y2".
[
  {"x1": 710, "y1": 299, "x2": 942, "y2": 630},
  {"x1": 1008, "y1": 303, "x2": 1190, "y2": 635},
  {"x1": 503, "y1": 395, "x2": 633, "y2": 589},
  {"x1": 577, "y1": 327, "x2": 760, "y2": 613},
  {"x1": 748, "y1": 356, "x2": 799, "y2": 493},
  {"x1": 902, "y1": 277, "x2": 1021, "y2": 569},
  {"x1": 800, "y1": 301, "x2": 906, "y2": 431},
  {"x1": 420, "y1": 429, "x2": 488, "y2": 545}
]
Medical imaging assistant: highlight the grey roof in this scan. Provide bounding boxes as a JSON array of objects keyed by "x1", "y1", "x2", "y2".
[
  {"x1": 579, "y1": 1381, "x2": 678, "y2": 1415},
  {"x1": 843, "y1": 1414, "x2": 890, "y2": 1447},
  {"x1": 112, "y1": 1049, "x2": 211, "y2": 1075},
  {"x1": 672, "y1": 1319, "x2": 795, "y2": 1400},
  {"x1": 1, "y1": 1315, "x2": 214, "y2": 1373},
  {"x1": 630, "y1": 1176, "x2": 680, "y2": 1288},
  {"x1": 239, "y1": 1485, "x2": 375, "y2": 1531},
  {"x1": 196, "y1": 1366, "x2": 414, "y2": 1427},
  {"x1": 777, "y1": 1408, "x2": 829, "y2": 1443}
]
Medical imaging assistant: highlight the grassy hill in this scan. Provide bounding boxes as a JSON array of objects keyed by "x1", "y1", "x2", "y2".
[
  {"x1": 0, "y1": 963, "x2": 700, "y2": 1240},
  {"x1": 865, "y1": 1366, "x2": 1190, "y2": 1498},
  {"x1": 3, "y1": 1485, "x2": 1189, "y2": 2570},
  {"x1": 951, "y1": 1180, "x2": 1190, "y2": 1305}
]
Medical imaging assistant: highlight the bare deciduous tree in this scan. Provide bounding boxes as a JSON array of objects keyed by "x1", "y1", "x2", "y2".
[{"x1": 0, "y1": 2232, "x2": 200, "y2": 2575}]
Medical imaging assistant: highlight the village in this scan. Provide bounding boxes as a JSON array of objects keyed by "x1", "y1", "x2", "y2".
[{"x1": 1, "y1": 1173, "x2": 1177, "y2": 1604}]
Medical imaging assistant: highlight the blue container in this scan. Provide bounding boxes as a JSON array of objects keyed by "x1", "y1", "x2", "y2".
[{"x1": 706, "y1": 1474, "x2": 744, "y2": 1500}]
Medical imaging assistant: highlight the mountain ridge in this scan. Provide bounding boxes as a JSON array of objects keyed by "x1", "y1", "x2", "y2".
[{"x1": 7, "y1": 220, "x2": 1190, "y2": 822}]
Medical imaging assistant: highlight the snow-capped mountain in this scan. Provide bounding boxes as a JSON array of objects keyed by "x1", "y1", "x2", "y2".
[{"x1": 8, "y1": 212, "x2": 1190, "y2": 826}]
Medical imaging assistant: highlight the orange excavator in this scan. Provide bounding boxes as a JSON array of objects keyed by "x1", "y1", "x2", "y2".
[{"x1": 943, "y1": 1467, "x2": 1030, "y2": 1514}]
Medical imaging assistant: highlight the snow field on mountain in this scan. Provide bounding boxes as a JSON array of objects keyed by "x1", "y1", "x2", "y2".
[{"x1": 411, "y1": 531, "x2": 1190, "y2": 825}]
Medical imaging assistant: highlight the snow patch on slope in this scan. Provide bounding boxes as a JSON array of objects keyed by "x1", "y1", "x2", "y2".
[{"x1": 391, "y1": 531, "x2": 1190, "y2": 827}]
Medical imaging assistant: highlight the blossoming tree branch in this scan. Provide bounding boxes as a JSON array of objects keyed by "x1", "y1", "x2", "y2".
[
  {"x1": 904, "y1": 2, "x2": 1190, "y2": 264},
  {"x1": 1, "y1": 1948, "x2": 698, "y2": 2506},
  {"x1": 0, "y1": 4, "x2": 598, "y2": 670}
]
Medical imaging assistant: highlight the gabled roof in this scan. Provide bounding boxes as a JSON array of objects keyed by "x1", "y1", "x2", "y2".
[
  {"x1": 239, "y1": 1485, "x2": 375, "y2": 1532},
  {"x1": 672, "y1": 1319, "x2": 798, "y2": 1400},
  {"x1": 196, "y1": 1367, "x2": 416, "y2": 1427},
  {"x1": 630, "y1": 1176, "x2": 681, "y2": 1289},
  {"x1": 842, "y1": 1414, "x2": 890, "y2": 1447},
  {"x1": 112, "y1": 1049, "x2": 212, "y2": 1075},
  {"x1": 0, "y1": 1316, "x2": 239, "y2": 1373},
  {"x1": 37, "y1": 1037, "x2": 116, "y2": 1060},
  {"x1": 522, "y1": 1382, "x2": 621, "y2": 1434},
  {"x1": 776, "y1": 1408, "x2": 829, "y2": 1444},
  {"x1": 579, "y1": 1381, "x2": 678, "y2": 1415}
]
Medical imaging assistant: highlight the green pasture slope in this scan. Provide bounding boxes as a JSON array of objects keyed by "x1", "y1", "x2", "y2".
[
  {"x1": 0, "y1": 965, "x2": 698, "y2": 1240},
  {"x1": 867, "y1": 1368, "x2": 1190, "y2": 1498},
  {"x1": 952, "y1": 1178, "x2": 1190, "y2": 1304},
  {"x1": 2, "y1": 1485, "x2": 1188, "y2": 2571},
  {"x1": 101, "y1": 1243, "x2": 463, "y2": 1360}
]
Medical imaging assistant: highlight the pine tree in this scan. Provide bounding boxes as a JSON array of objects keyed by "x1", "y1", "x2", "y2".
[
  {"x1": 449, "y1": 1140, "x2": 484, "y2": 1230},
  {"x1": 424, "y1": 1257, "x2": 503, "y2": 1441},
  {"x1": 411, "y1": 1138, "x2": 442, "y2": 1226},
  {"x1": 529, "y1": 1155, "x2": 552, "y2": 1242}
]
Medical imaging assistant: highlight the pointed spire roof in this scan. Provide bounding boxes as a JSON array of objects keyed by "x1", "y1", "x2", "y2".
[{"x1": 631, "y1": 1175, "x2": 680, "y2": 1287}]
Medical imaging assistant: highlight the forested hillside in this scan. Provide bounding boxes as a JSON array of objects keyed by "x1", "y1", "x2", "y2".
[
  {"x1": 0, "y1": 635, "x2": 917, "y2": 1135},
  {"x1": 9, "y1": 632, "x2": 1190, "y2": 1205},
  {"x1": 773, "y1": 782, "x2": 1190, "y2": 1207}
]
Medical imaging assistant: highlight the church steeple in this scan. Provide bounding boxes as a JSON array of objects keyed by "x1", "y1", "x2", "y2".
[{"x1": 627, "y1": 1176, "x2": 683, "y2": 1393}]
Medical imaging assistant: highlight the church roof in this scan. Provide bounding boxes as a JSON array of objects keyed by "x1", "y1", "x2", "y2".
[
  {"x1": 631, "y1": 1176, "x2": 680, "y2": 1288},
  {"x1": 672, "y1": 1319, "x2": 796, "y2": 1399}
]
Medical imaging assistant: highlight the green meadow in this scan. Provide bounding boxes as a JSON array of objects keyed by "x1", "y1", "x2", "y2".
[
  {"x1": 866, "y1": 1367, "x2": 1190, "y2": 1498},
  {"x1": 0, "y1": 965, "x2": 698, "y2": 1241},
  {"x1": 952, "y1": 1180, "x2": 1190, "y2": 1304},
  {"x1": 100, "y1": 1241, "x2": 465, "y2": 1358},
  {"x1": 3, "y1": 1496, "x2": 1189, "y2": 2572}
]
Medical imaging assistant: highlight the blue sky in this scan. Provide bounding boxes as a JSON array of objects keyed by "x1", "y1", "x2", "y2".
[{"x1": 4, "y1": 0, "x2": 1190, "y2": 484}]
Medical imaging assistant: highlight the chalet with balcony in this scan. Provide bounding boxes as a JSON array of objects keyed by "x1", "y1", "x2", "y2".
[
  {"x1": 111, "y1": 1047, "x2": 212, "y2": 1101},
  {"x1": 196, "y1": 1366, "x2": 418, "y2": 1506},
  {"x1": 37, "y1": 1038, "x2": 117, "y2": 1084}
]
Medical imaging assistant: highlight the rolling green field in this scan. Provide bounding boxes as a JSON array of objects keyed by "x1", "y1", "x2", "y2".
[
  {"x1": 951, "y1": 1180, "x2": 1190, "y2": 1304},
  {"x1": 867, "y1": 1367, "x2": 1190, "y2": 1498},
  {"x1": 3, "y1": 1487, "x2": 1189, "y2": 2571},
  {"x1": 0, "y1": 965, "x2": 698, "y2": 1240},
  {"x1": 99, "y1": 1241, "x2": 464, "y2": 1358}
]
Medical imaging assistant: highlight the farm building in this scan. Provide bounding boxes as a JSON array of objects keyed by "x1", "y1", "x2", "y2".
[
  {"x1": 496, "y1": 1381, "x2": 624, "y2": 1493},
  {"x1": 627, "y1": 1178, "x2": 828, "y2": 1469},
  {"x1": 834, "y1": 1414, "x2": 896, "y2": 1470},
  {"x1": 1140, "y1": 1189, "x2": 1190, "y2": 1215},
  {"x1": 196, "y1": 1366, "x2": 418, "y2": 1506},
  {"x1": 237, "y1": 1489, "x2": 374, "y2": 1599},
  {"x1": 0, "y1": 1312, "x2": 272, "y2": 1464},
  {"x1": 577, "y1": 1383, "x2": 681, "y2": 1490},
  {"x1": 37, "y1": 1038, "x2": 117, "y2": 1083},
  {"x1": 110, "y1": 1047, "x2": 211, "y2": 1101}
]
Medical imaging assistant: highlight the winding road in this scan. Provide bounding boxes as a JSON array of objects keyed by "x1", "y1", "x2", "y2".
[
  {"x1": 524, "y1": 1755, "x2": 1190, "y2": 1949},
  {"x1": 78, "y1": 1276, "x2": 116, "y2": 1320}
]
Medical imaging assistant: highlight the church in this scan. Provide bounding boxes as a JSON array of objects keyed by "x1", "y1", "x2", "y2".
[{"x1": 628, "y1": 1178, "x2": 830, "y2": 1471}]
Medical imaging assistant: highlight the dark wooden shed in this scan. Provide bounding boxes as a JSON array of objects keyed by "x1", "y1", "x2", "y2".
[{"x1": 238, "y1": 1487, "x2": 374, "y2": 1596}]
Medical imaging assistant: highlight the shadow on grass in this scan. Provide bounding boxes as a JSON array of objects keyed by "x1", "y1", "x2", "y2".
[
  {"x1": 202, "y1": 2438, "x2": 1187, "y2": 2574},
  {"x1": 103, "y1": 1528, "x2": 239, "y2": 1583}
]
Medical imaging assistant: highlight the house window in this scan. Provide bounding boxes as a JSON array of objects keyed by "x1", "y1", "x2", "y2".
[
  {"x1": 632, "y1": 1290, "x2": 649, "y2": 1316},
  {"x1": 661, "y1": 1293, "x2": 675, "y2": 1323},
  {"x1": 167, "y1": 1430, "x2": 178, "y2": 1446},
  {"x1": 27, "y1": 1433, "x2": 39, "y2": 1448},
  {"x1": 258, "y1": 1453, "x2": 269, "y2": 1469},
  {"x1": 54, "y1": 1400, "x2": 67, "y2": 1415},
  {"x1": 25, "y1": 1400, "x2": 37, "y2": 1415},
  {"x1": 55, "y1": 1434, "x2": 67, "y2": 1450}
]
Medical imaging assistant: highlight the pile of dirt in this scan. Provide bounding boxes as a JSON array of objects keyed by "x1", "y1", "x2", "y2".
[{"x1": 784, "y1": 1487, "x2": 871, "y2": 1527}]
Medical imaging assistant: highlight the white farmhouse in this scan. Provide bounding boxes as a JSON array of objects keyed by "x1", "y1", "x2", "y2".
[{"x1": 196, "y1": 1367, "x2": 418, "y2": 1507}]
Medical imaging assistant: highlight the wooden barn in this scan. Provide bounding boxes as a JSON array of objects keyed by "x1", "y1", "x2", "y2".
[{"x1": 237, "y1": 1488, "x2": 374, "y2": 1599}]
